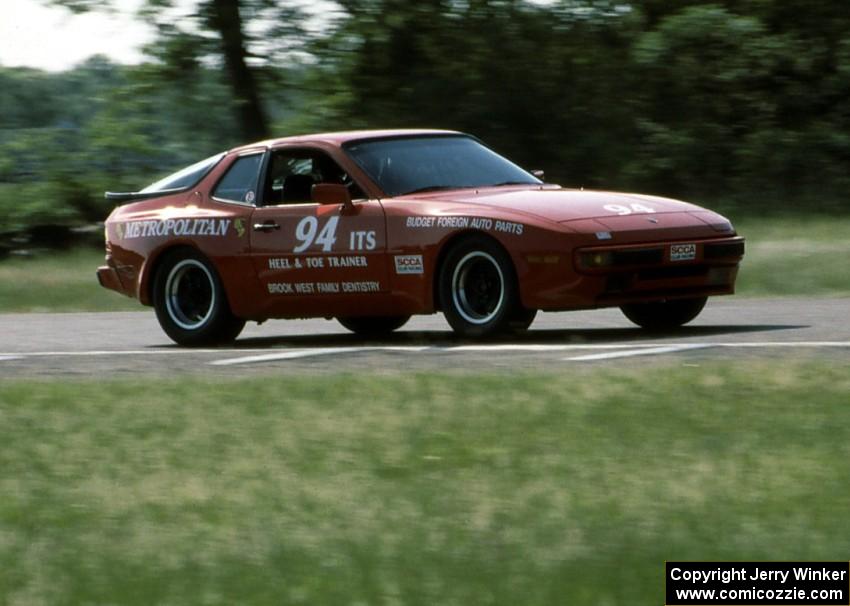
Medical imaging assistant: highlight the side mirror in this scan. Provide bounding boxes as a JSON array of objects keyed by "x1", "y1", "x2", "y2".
[
  {"x1": 312, "y1": 183, "x2": 352, "y2": 210},
  {"x1": 531, "y1": 169, "x2": 545, "y2": 180}
]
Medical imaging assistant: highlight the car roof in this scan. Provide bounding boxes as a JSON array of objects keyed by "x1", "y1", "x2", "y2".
[{"x1": 231, "y1": 128, "x2": 464, "y2": 152}]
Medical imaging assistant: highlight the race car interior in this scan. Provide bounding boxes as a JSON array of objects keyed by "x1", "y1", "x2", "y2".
[{"x1": 264, "y1": 149, "x2": 365, "y2": 205}]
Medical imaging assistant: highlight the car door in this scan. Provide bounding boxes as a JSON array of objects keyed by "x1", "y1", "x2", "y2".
[{"x1": 249, "y1": 147, "x2": 389, "y2": 316}]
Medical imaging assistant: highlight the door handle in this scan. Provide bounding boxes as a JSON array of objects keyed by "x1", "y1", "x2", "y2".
[{"x1": 253, "y1": 221, "x2": 281, "y2": 232}]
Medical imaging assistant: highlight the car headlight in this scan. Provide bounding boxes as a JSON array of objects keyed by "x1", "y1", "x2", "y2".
[{"x1": 580, "y1": 251, "x2": 614, "y2": 269}]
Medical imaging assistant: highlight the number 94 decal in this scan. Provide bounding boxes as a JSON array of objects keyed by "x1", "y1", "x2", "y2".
[
  {"x1": 293, "y1": 216, "x2": 376, "y2": 252},
  {"x1": 603, "y1": 203, "x2": 656, "y2": 215}
]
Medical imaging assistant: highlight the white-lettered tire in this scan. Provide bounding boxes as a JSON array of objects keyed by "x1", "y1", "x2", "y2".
[
  {"x1": 153, "y1": 249, "x2": 245, "y2": 346},
  {"x1": 337, "y1": 315, "x2": 410, "y2": 337},
  {"x1": 620, "y1": 296, "x2": 708, "y2": 331},
  {"x1": 439, "y1": 235, "x2": 524, "y2": 338}
]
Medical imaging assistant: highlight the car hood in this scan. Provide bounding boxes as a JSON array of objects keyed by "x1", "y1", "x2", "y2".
[{"x1": 411, "y1": 187, "x2": 704, "y2": 223}]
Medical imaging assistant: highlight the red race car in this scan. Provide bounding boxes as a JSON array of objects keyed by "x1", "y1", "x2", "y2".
[{"x1": 98, "y1": 129, "x2": 744, "y2": 345}]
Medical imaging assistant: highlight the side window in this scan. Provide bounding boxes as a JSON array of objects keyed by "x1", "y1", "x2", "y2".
[
  {"x1": 212, "y1": 153, "x2": 263, "y2": 204},
  {"x1": 264, "y1": 149, "x2": 366, "y2": 206},
  {"x1": 140, "y1": 153, "x2": 224, "y2": 194}
]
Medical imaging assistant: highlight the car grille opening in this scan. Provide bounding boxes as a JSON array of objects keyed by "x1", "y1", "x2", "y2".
[
  {"x1": 611, "y1": 248, "x2": 664, "y2": 266},
  {"x1": 637, "y1": 265, "x2": 710, "y2": 280},
  {"x1": 704, "y1": 241, "x2": 745, "y2": 259}
]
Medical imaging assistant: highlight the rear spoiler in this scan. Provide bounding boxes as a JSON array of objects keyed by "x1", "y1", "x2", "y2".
[{"x1": 104, "y1": 188, "x2": 185, "y2": 203}]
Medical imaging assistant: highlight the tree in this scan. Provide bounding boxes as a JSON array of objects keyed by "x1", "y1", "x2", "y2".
[
  {"x1": 207, "y1": 0, "x2": 268, "y2": 140},
  {"x1": 311, "y1": 0, "x2": 640, "y2": 186},
  {"x1": 626, "y1": 2, "x2": 850, "y2": 207},
  {"x1": 18, "y1": 0, "x2": 850, "y2": 224},
  {"x1": 45, "y1": 0, "x2": 311, "y2": 142}
]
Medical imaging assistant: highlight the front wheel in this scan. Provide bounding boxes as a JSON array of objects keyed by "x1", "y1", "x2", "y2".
[
  {"x1": 620, "y1": 297, "x2": 707, "y2": 331},
  {"x1": 337, "y1": 315, "x2": 410, "y2": 337},
  {"x1": 153, "y1": 249, "x2": 245, "y2": 346},
  {"x1": 439, "y1": 236, "x2": 521, "y2": 338}
]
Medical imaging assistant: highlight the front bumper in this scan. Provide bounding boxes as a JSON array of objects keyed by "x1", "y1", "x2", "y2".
[{"x1": 574, "y1": 236, "x2": 745, "y2": 305}]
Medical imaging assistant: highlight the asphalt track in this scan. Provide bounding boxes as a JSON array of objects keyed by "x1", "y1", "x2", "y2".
[{"x1": 1, "y1": 297, "x2": 848, "y2": 378}]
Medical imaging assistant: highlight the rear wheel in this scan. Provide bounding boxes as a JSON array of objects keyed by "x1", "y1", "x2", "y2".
[
  {"x1": 439, "y1": 236, "x2": 523, "y2": 338},
  {"x1": 153, "y1": 249, "x2": 245, "y2": 346},
  {"x1": 620, "y1": 296, "x2": 707, "y2": 331},
  {"x1": 337, "y1": 315, "x2": 410, "y2": 337}
]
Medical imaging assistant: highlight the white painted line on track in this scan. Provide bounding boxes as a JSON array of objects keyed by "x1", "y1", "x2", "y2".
[
  {"x1": 453, "y1": 342, "x2": 850, "y2": 353},
  {"x1": 715, "y1": 342, "x2": 850, "y2": 348},
  {"x1": 210, "y1": 346, "x2": 432, "y2": 366},
  {"x1": 211, "y1": 348, "x2": 357, "y2": 366},
  {"x1": 449, "y1": 344, "x2": 641, "y2": 352},
  {"x1": 1, "y1": 341, "x2": 848, "y2": 366},
  {"x1": 566, "y1": 344, "x2": 715, "y2": 362}
]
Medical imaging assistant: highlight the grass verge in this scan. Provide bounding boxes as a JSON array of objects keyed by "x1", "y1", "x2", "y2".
[
  {"x1": 0, "y1": 248, "x2": 139, "y2": 312},
  {"x1": 2, "y1": 361, "x2": 849, "y2": 604},
  {"x1": 734, "y1": 216, "x2": 850, "y2": 296}
]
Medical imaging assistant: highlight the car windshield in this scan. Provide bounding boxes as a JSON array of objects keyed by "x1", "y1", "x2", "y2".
[
  {"x1": 343, "y1": 135, "x2": 541, "y2": 197},
  {"x1": 140, "y1": 153, "x2": 224, "y2": 194}
]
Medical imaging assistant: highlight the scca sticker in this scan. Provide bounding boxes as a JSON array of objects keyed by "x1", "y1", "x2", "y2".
[
  {"x1": 670, "y1": 243, "x2": 697, "y2": 262},
  {"x1": 394, "y1": 255, "x2": 424, "y2": 274}
]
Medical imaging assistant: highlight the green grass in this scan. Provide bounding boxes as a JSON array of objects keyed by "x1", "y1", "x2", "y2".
[
  {"x1": 734, "y1": 216, "x2": 850, "y2": 296},
  {"x1": 0, "y1": 216, "x2": 847, "y2": 312},
  {"x1": 2, "y1": 362, "x2": 849, "y2": 604},
  {"x1": 0, "y1": 247, "x2": 139, "y2": 312}
]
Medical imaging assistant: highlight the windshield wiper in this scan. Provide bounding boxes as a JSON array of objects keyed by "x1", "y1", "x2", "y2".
[
  {"x1": 400, "y1": 185, "x2": 459, "y2": 195},
  {"x1": 490, "y1": 180, "x2": 536, "y2": 187}
]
